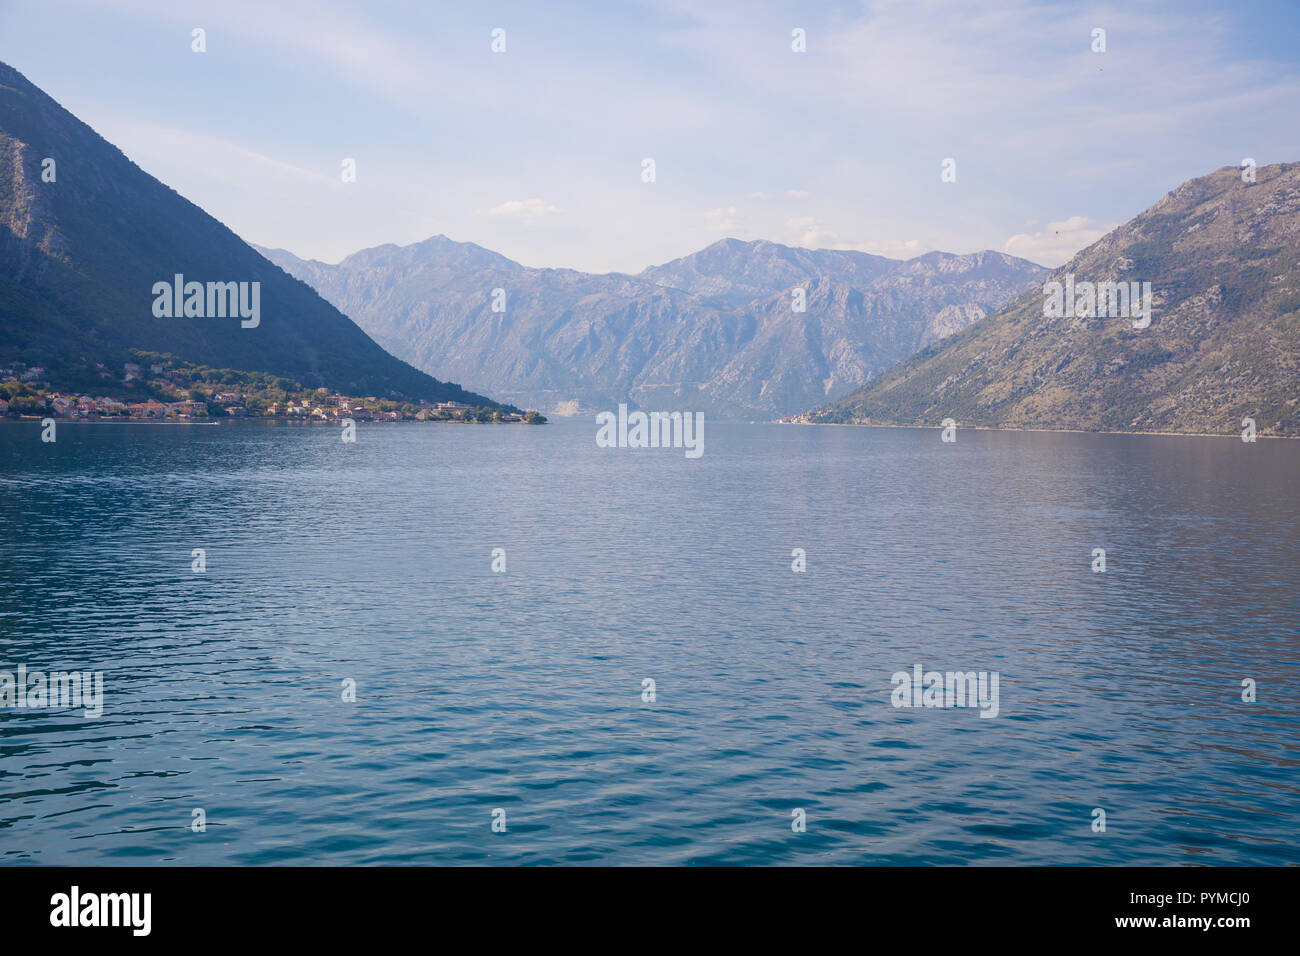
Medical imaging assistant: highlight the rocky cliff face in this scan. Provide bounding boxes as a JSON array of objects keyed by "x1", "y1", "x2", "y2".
[
  {"x1": 798, "y1": 163, "x2": 1300, "y2": 437},
  {"x1": 260, "y1": 237, "x2": 1046, "y2": 418}
]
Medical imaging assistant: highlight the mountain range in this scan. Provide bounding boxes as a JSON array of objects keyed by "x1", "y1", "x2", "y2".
[
  {"x1": 0, "y1": 61, "x2": 496, "y2": 407},
  {"x1": 257, "y1": 238, "x2": 1048, "y2": 418},
  {"x1": 797, "y1": 162, "x2": 1300, "y2": 437},
  {"x1": 7, "y1": 57, "x2": 1291, "y2": 437}
]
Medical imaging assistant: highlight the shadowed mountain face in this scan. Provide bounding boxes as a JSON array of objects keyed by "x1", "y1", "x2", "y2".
[
  {"x1": 0, "y1": 61, "x2": 496, "y2": 406},
  {"x1": 259, "y1": 238, "x2": 1046, "y2": 419},
  {"x1": 799, "y1": 163, "x2": 1300, "y2": 437}
]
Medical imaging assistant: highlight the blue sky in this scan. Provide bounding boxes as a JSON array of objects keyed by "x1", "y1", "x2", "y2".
[{"x1": 3, "y1": 0, "x2": 1298, "y2": 271}]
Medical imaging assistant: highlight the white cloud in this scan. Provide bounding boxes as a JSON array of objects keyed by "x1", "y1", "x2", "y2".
[
  {"x1": 485, "y1": 199, "x2": 561, "y2": 219},
  {"x1": 784, "y1": 218, "x2": 924, "y2": 259},
  {"x1": 93, "y1": 116, "x2": 339, "y2": 189},
  {"x1": 705, "y1": 205, "x2": 744, "y2": 232},
  {"x1": 93, "y1": 0, "x2": 448, "y2": 109},
  {"x1": 856, "y1": 238, "x2": 927, "y2": 259},
  {"x1": 1003, "y1": 216, "x2": 1115, "y2": 267},
  {"x1": 746, "y1": 189, "x2": 811, "y2": 200},
  {"x1": 46, "y1": 0, "x2": 1300, "y2": 273}
]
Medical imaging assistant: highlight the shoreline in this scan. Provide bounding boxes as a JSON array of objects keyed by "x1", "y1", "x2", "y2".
[
  {"x1": 0, "y1": 416, "x2": 542, "y2": 426},
  {"x1": 3, "y1": 415, "x2": 1286, "y2": 439},
  {"x1": 775, "y1": 419, "x2": 1298, "y2": 440}
]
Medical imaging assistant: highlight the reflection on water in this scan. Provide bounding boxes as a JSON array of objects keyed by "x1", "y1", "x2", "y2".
[{"x1": 1, "y1": 419, "x2": 1297, "y2": 864}]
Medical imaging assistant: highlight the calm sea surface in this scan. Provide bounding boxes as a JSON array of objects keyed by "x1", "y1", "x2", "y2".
[{"x1": 1, "y1": 418, "x2": 1297, "y2": 865}]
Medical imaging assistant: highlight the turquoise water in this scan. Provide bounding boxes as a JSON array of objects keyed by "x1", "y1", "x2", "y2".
[{"x1": 1, "y1": 419, "x2": 1297, "y2": 865}]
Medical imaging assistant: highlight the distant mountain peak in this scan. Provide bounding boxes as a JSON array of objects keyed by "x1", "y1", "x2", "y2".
[{"x1": 266, "y1": 228, "x2": 1046, "y2": 418}]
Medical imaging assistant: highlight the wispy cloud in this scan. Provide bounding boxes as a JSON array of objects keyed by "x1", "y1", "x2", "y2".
[
  {"x1": 485, "y1": 199, "x2": 561, "y2": 220},
  {"x1": 95, "y1": 116, "x2": 339, "y2": 189},
  {"x1": 1004, "y1": 216, "x2": 1115, "y2": 267},
  {"x1": 9, "y1": 0, "x2": 1297, "y2": 271},
  {"x1": 785, "y1": 217, "x2": 925, "y2": 259},
  {"x1": 706, "y1": 205, "x2": 745, "y2": 232}
]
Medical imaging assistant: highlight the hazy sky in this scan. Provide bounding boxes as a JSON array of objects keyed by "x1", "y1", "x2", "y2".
[{"x1": 3, "y1": 0, "x2": 1299, "y2": 272}]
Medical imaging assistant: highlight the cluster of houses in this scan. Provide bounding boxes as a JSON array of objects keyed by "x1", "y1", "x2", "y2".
[
  {"x1": 266, "y1": 398, "x2": 484, "y2": 421},
  {"x1": 0, "y1": 361, "x2": 529, "y2": 423},
  {"x1": 0, "y1": 363, "x2": 49, "y2": 388},
  {"x1": 2, "y1": 389, "x2": 488, "y2": 422},
  {"x1": 14, "y1": 394, "x2": 208, "y2": 420},
  {"x1": 2, "y1": 393, "x2": 496, "y2": 422},
  {"x1": 122, "y1": 361, "x2": 167, "y2": 382}
]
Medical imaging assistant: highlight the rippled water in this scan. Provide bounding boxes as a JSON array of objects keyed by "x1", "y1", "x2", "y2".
[{"x1": 1, "y1": 418, "x2": 1297, "y2": 865}]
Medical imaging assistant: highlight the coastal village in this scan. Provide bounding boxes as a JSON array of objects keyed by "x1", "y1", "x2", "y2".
[{"x1": 0, "y1": 359, "x2": 544, "y2": 424}]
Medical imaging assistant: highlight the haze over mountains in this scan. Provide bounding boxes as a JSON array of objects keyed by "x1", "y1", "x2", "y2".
[
  {"x1": 799, "y1": 163, "x2": 1300, "y2": 437},
  {"x1": 0, "y1": 61, "x2": 496, "y2": 407},
  {"x1": 258, "y1": 238, "x2": 1047, "y2": 418},
  {"x1": 8, "y1": 55, "x2": 1290, "y2": 437}
]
